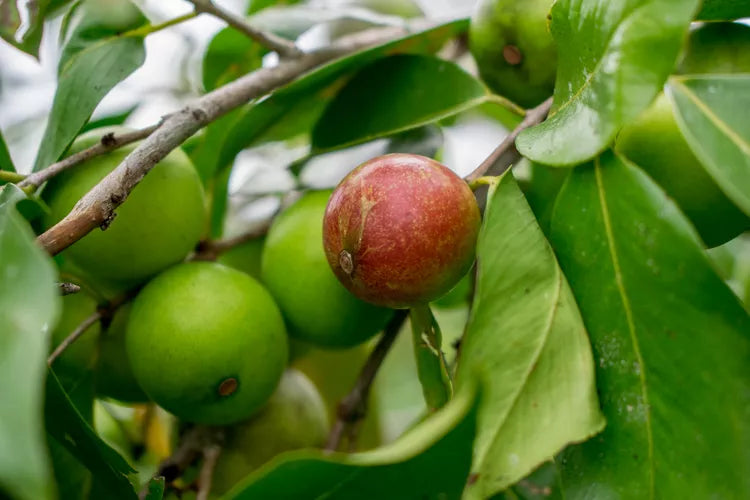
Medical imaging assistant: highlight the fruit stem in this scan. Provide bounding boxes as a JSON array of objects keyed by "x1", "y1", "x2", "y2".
[
  {"x1": 0, "y1": 170, "x2": 26, "y2": 183},
  {"x1": 409, "y1": 304, "x2": 452, "y2": 411},
  {"x1": 126, "y1": 11, "x2": 199, "y2": 38}
]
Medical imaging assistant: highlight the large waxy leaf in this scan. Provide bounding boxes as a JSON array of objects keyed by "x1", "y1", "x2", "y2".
[
  {"x1": 549, "y1": 152, "x2": 750, "y2": 498},
  {"x1": 202, "y1": 26, "x2": 265, "y2": 92},
  {"x1": 456, "y1": 174, "x2": 604, "y2": 499},
  {"x1": 0, "y1": 184, "x2": 59, "y2": 500},
  {"x1": 45, "y1": 372, "x2": 137, "y2": 500},
  {"x1": 667, "y1": 75, "x2": 750, "y2": 217},
  {"x1": 311, "y1": 54, "x2": 487, "y2": 152},
  {"x1": 225, "y1": 386, "x2": 477, "y2": 499},
  {"x1": 32, "y1": 0, "x2": 148, "y2": 171},
  {"x1": 695, "y1": 0, "x2": 750, "y2": 20},
  {"x1": 0, "y1": 128, "x2": 15, "y2": 172},
  {"x1": 516, "y1": 0, "x2": 699, "y2": 166}
]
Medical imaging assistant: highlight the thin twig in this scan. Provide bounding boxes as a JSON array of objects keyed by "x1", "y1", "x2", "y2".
[
  {"x1": 193, "y1": 220, "x2": 272, "y2": 261},
  {"x1": 57, "y1": 282, "x2": 81, "y2": 295},
  {"x1": 190, "y1": 0, "x2": 302, "y2": 58},
  {"x1": 0, "y1": 170, "x2": 25, "y2": 183},
  {"x1": 37, "y1": 25, "x2": 410, "y2": 256},
  {"x1": 197, "y1": 444, "x2": 222, "y2": 500},
  {"x1": 464, "y1": 97, "x2": 553, "y2": 184},
  {"x1": 325, "y1": 309, "x2": 409, "y2": 452},
  {"x1": 20, "y1": 124, "x2": 162, "y2": 189},
  {"x1": 47, "y1": 310, "x2": 103, "y2": 366}
]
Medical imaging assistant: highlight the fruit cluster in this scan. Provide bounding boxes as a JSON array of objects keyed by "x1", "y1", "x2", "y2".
[{"x1": 46, "y1": 130, "x2": 479, "y2": 492}]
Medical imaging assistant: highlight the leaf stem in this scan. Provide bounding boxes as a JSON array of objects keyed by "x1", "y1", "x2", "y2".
[
  {"x1": 126, "y1": 11, "x2": 199, "y2": 38},
  {"x1": 486, "y1": 93, "x2": 527, "y2": 118},
  {"x1": 0, "y1": 170, "x2": 25, "y2": 183},
  {"x1": 410, "y1": 303, "x2": 452, "y2": 411},
  {"x1": 47, "y1": 310, "x2": 103, "y2": 366}
]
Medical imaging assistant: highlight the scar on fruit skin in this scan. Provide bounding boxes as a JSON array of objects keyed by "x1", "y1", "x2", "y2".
[
  {"x1": 218, "y1": 377, "x2": 238, "y2": 397},
  {"x1": 336, "y1": 179, "x2": 378, "y2": 276}
]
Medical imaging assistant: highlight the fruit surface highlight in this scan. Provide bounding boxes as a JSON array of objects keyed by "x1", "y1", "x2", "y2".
[
  {"x1": 126, "y1": 262, "x2": 288, "y2": 425},
  {"x1": 211, "y1": 369, "x2": 328, "y2": 495},
  {"x1": 323, "y1": 154, "x2": 480, "y2": 308},
  {"x1": 43, "y1": 127, "x2": 207, "y2": 286},
  {"x1": 470, "y1": 0, "x2": 557, "y2": 107},
  {"x1": 262, "y1": 191, "x2": 392, "y2": 348}
]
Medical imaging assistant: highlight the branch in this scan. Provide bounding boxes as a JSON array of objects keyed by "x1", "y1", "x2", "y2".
[
  {"x1": 193, "y1": 220, "x2": 271, "y2": 261},
  {"x1": 196, "y1": 444, "x2": 222, "y2": 500},
  {"x1": 37, "y1": 25, "x2": 409, "y2": 256},
  {"x1": 47, "y1": 310, "x2": 103, "y2": 366},
  {"x1": 20, "y1": 124, "x2": 161, "y2": 190},
  {"x1": 464, "y1": 97, "x2": 553, "y2": 184},
  {"x1": 57, "y1": 282, "x2": 81, "y2": 295},
  {"x1": 325, "y1": 309, "x2": 409, "y2": 452},
  {"x1": 190, "y1": 0, "x2": 302, "y2": 58}
]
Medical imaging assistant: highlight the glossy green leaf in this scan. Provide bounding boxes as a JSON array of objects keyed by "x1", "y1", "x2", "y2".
[
  {"x1": 143, "y1": 476, "x2": 164, "y2": 500},
  {"x1": 695, "y1": 0, "x2": 750, "y2": 19},
  {"x1": 549, "y1": 152, "x2": 750, "y2": 498},
  {"x1": 33, "y1": 0, "x2": 148, "y2": 171},
  {"x1": 0, "y1": 128, "x2": 15, "y2": 172},
  {"x1": 311, "y1": 54, "x2": 487, "y2": 152},
  {"x1": 667, "y1": 75, "x2": 750, "y2": 217},
  {"x1": 456, "y1": 173, "x2": 604, "y2": 499},
  {"x1": 202, "y1": 27, "x2": 265, "y2": 92},
  {"x1": 0, "y1": 184, "x2": 59, "y2": 500},
  {"x1": 225, "y1": 386, "x2": 476, "y2": 499},
  {"x1": 45, "y1": 372, "x2": 137, "y2": 500},
  {"x1": 516, "y1": 0, "x2": 699, "y2": 166},
  {"x1": 0, "y1": 0, "x2": 72, "y2": 57},
  {"x1": 81, "y1": 106, "x2": 137, "y2": 133},
  {"x1": 248, "y1": 0, "x2": 303, "y2": 15}
]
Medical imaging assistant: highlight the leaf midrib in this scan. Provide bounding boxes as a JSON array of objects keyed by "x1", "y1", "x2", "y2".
[{"x1": 594, "y1": 158, "x2": 655, "y2": 498}]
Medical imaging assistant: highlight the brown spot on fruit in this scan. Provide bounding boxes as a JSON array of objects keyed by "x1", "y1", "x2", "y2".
[
  {"x1": 218, "y1": 377, "x2": 238, "y2": 397},
  {"x1": 339, "y1": 250, "x2": 354, "y2": 275},
  {"x1": 503, "y1": 45, "x2": 523, "y2": 65}
]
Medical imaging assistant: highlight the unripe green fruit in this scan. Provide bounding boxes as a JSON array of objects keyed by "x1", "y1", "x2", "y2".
[
  {"x1": 126, "y1": 262, "x2": 288, "y2": 425},
  {"x1": 616, "y1": 24, "x2": 750, "y2": 248},
  {"x1": 470, "y1": 0, "x2": 557, "y2": 107},
  {"x1": 211, "y1": 369, "x2": 328, "y2": 496},
  {"x1": 42, "y1": 127, "x2": 207, "y2": 286},
  {"x1": 50, "y1": 292, "x2": 101, "y2": 381},
  {"x1": 678, "y1": 22, "x2": 750, "y2": 75},
  {"x1": 95, "y1": 303, "x2": 149, "y2": 403},
  {"x1": 262, "y1": 191, "x2": 392, "y2": 348},
  {"x1": 323, "y1": 154, "x2": 480, "y2": 309}
]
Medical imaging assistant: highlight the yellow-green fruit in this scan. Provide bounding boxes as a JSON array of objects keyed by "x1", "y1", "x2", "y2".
[
  {"x1": 216, "y1": 237, "x2": 265, "y2": 280},
  {"x1": 261, "y1": 191, "x2": 392, "y2": 348},
  {"x1": 96, "y1": 303, "x2": 149, "y2": 403},
  {"x1": 42, "y1": 127, "x2": 207, "y2": 287},
  {"x1": 211, "y1": 370, "x2": 328, "y2": 496},
  {"x1": 50, "y1": 292, "x2": 101, "y2": 381},
  {"x1": 678, "y1": 22, "x2": 750, "y2": 75},
  {"x1": 470, "y1": 0, "x2": 556, "y2": 107},
  {"x1": 126, "y1": 262, "x2": 288, "y2": 425}
]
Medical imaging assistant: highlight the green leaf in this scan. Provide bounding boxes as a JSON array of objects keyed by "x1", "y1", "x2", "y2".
[
  {"x1": 248, "y1": 0, "x2": 303, "y2": 15},
  {"x1": 311, "y1": 54, "x2": 487, "y2": 152},
  {"x1": 695, "y1": 0, "x2": 750, "y2": 19},
  {"x1": 0, "y1": 184, "x2": 60, "y2": 500},
  {"x1": 32, "y1": 0, "x2": 148, "y2": 171},
  {"x1": 0, "y1": 128, "x2": 15, "y2": 172},
  {"x1": 45, "y1": 372, "x2": 137, "y2": 500},
  {"x1": 516, "y1": 0, "x2": 699, "y2": 166},
  {"x1": 202, "y1": 27, "x2": 266, "y2": 92},
  {"x1": 667, "y1": 75, "x2": 750, "y2": 217},
  {"x1": 143, "y1": 476, "x2": 165, "y2": 500},
  {"x1": 81, "y1": 106, "x2": 137, "y2": 133},
  {"x1": 225, "y1": 386, "x2": 477, "y2": 499},
  {"x1": 456, "y1": 173, "x2": 604, "y2": 499},
  {"x1": 549, "y1": 152, "x2": 750, "y2": 498},
  {"x1": 0, "y1": 0, "x2": 72, "y2": 57}
]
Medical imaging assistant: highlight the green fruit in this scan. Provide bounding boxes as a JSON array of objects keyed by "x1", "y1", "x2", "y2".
[
  {"x1": 96, "y1": 303, "x2": 149, "y2": 403},
  {"x1": 126, "y1": 262, "x2": 288, "y2": 425},
  {"x1": 216, "y1": 237, "x2": 265, "y2": 280},
  {"x1": 211, "y1": 369, "x2": 328, "y2": 495},
  {"x1": 617, "y1": 94, "x2": 750, "y2": 247},
  {"x1": 470, "y1": 0, "x2": 557, "y2": 107},
  {"x1": 49, "y1": 292, "x2": 101, "y2": 380},
  {"x1": 42, "y1": 127, "x2": 207, "y2": 286},
  {"x1": 262, "y1": 191, "x2": 392, "y2": 348},
  {"x1": 678, "y1": 22, "x2": 750, "y2": 75}
]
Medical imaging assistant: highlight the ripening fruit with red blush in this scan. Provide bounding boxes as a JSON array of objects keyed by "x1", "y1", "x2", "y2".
[{"x1": 323, "y1": 154, "x2": 480, "y2": 309}]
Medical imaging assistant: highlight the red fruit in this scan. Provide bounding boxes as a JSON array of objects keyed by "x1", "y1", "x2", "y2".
[{"x1": 323, "y1": 154, "x2": 480, "y2": 309}]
